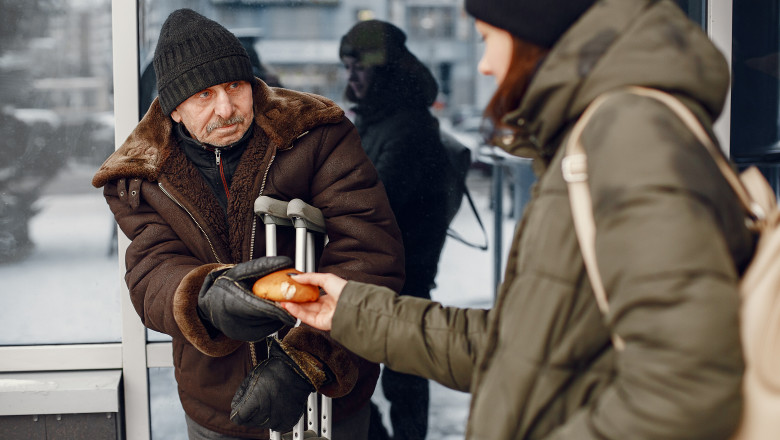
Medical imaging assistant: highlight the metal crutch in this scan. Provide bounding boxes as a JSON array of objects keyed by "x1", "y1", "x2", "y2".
[
  {"x1": 254, "y1": 196, "x2": 292, "y2": 258},
  {"x1": 287, "y1": 198, "x2": 332, "y2": 439},
  {"x1": 253, "y1": 196, "x2": 292, "y2": 440}
]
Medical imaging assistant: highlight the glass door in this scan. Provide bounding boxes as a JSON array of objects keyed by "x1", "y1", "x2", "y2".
[
  {"x1": 676, "y1": 0, "x2": 707, "y2": 28},
  {"x1": 730, "y1": 0, "x2": 780, "y2": 191}
]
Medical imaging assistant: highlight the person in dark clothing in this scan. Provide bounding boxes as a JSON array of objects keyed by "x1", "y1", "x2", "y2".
[
  {"x1": 339, "y1": 19, "x2": 452, "y2": 440},
  {"x1": 92, "y1": 9, "x2": 404, "y2": 440}
]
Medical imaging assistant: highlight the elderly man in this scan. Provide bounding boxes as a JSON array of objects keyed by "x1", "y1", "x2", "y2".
[{"x1": 92, "y1": 8, "x2": 404, "y2": 440}]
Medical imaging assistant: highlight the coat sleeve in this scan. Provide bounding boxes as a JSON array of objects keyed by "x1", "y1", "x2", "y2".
[
  {"x1": 278, "y1": 117, "x2": 406, "y2": 398},
  {"x1": 331, "y1": 281, "x2": 491, "y2": 393},
  {"x1": 548, "y1": 94, "x2": 749, "y2": 439},
  {"x1": 103, "y1": 179, "x2": 242, "y2": 358}
]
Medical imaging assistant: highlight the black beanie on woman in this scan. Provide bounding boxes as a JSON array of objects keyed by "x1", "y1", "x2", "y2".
[
  {"x1": 153, "y1": 8, "x2": 255, "y2": 115},
  {"x1": 465, "y1": 0, "x2": 599, "y2": 48}
]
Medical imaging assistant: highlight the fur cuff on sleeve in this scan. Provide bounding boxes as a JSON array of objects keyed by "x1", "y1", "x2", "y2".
[
  {"x1": 277, "y1": 339, "x2": 329, "y2": 391},
  {"x1": 173, "y1": 264, "x2": 243, "y2": 357},
  {"x1": 282, "y1": 326, "x2": 359, "y2": 398}
]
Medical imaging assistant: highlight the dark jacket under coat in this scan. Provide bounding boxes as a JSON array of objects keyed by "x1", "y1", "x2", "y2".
[{"x1": 92, "y1": 80, "x2": 405, "y2": 438}]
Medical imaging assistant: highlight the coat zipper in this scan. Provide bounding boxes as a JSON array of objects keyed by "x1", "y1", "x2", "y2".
[
  {"x1": 248, "y1": 154, "x2": 276, "y2": 261},
  {"x1": 158, "y1": 182, "x2": 223, "y2": 264},
  {"x1": 250, "y1": 343, "x2": 258, "y2": 366},
  {"x1": 161, "y1": 180, "x2": 260, "y2": 365},
  {"x1": 163, "y1": 143, "x2": 279, "y2": 368},
  {"x1": 214, "y1": 149, "x2": 230, "y2": 201},
  {"x1": 247, "y1": 155, "x2": 276, "y2": 367}
]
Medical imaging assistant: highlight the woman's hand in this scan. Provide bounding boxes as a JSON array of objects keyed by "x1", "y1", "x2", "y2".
[{"x1": 281, "y1": 272, "x2": 347, "y2": 331}]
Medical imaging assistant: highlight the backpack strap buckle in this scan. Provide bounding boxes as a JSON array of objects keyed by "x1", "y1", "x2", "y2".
[{"x1": 562, "y1": 153, "x2": 588, "y2": 183}]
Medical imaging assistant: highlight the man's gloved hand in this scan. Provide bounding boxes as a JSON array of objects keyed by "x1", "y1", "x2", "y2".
[
  {"x1": 230, "y1": 339, "x2": 320, "y2": 432},
  {"x1": 197, "y1": 256, "x2": 297, "y2": 342}
]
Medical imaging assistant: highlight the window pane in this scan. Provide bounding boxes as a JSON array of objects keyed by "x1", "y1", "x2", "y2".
[
  {"x1": 731, "y1": 0, "x2": 780, "y2": 191},
  {"x1": 138, "y1": 0, "x2": 483, "y2": 119},
  {"x1": 149, "y1": 368, "x2": 187, "y2": 440},
  {"x1": 0, "y1": 0, "x2": 119, "y2": 345},
  {"x1": 675, "y1": 0, "x2": 707, "y2": 28},
  {"x1": 407, "y1": 6, "x2": 456, "y2": 39}
]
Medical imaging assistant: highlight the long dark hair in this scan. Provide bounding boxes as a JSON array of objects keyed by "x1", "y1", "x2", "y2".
[{"x1": 483, "y1": 36, "x2": 549, "y2": 141}]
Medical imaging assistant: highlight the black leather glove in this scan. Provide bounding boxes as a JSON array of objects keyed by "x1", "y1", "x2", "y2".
[
  {"x1": 197, "y1": 256, "x2": 297, "y2": 342},
  {"x1": 230, "y1": 339, "x2": 317, "y2": 432}
]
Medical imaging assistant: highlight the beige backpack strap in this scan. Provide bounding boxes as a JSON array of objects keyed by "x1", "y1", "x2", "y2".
[
  {"x1": 564, "y1": 86, "x2": 778, "y2": 354},
  {"x1": 562, "y1": 91, "x2": 626, "y2": 351}
]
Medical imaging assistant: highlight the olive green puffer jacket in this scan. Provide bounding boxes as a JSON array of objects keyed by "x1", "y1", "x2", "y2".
[{"x1": 329, "y1": 0, "x2": 756, "y2": 438}]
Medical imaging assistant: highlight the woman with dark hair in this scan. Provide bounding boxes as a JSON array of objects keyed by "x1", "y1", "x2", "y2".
[
  {"x1": 286, "y1": 1, "x2": 754, "y2": 438},
  {"x1": 338, "y1": 19, "x2": 453, "y2": 440}
]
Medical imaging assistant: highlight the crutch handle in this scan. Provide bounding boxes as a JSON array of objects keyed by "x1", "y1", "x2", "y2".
[
  {"x1": 287, "y1": 198, "x2": 326, "y2": 233},
  {"x1": 254, "y1": 196, "x2": 293, "y2": 226}
]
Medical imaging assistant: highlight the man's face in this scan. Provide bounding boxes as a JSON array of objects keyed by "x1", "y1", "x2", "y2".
[
  {"x1": 342, "y1": 55, "x2": 373, "y2": 100},
  {"x1": 171, "y1": 80, "x2": 254, "y2": 147}
]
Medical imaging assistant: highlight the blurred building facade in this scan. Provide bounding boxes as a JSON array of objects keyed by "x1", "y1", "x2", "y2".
[{"x1": 138, "y1": 0, "x2": 493, "y2": 117}]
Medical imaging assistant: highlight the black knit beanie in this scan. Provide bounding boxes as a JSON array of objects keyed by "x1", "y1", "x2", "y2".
[
  {"x1": 338, "y1": 20, "x2": 438, "y2": 107},
  {"x1": 153, "y1": 8, "x2": 254, "y2": 115},
  {"x1": 339, "y1": 20, "x2": 408, "y2": 68},
  {"x1": 465, "y1": 0, "x2": 599, "y2": 48}
]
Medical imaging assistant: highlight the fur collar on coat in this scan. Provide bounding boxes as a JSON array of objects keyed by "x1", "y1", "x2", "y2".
[{"x1": 92, "y1": 80, "x2": 344, "y2": 188}]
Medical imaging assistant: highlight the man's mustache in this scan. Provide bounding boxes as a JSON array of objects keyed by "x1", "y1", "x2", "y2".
[{"x1": 207, "y1": 115, "x2": 245, "y2": 133}]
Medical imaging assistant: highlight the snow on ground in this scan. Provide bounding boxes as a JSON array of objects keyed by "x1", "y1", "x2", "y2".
[{"x1": 0, "y1": 193, "x2": 121, "y2": 345}]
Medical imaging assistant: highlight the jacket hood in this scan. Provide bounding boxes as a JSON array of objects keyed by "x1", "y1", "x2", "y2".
[
  {"x1": 500, "y1": 0, "x2": 730, "y2": 161},
  {"x1": 340, "y1": 19, "x2": 439, "y2": 110},
  {"x1": 349, "y1": 56, "x2": 438, "y2": 113},
  {"x1": 92, "y1": 79, "x2": 344, "y2": 188}
]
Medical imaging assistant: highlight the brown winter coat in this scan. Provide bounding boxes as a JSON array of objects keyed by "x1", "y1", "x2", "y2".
[
  {"x1": 329, "y1": 1, "x2": 756, "y2": 439},
  {"x1": 92, "y1": 80, "x2": 404, "y2": 438}
]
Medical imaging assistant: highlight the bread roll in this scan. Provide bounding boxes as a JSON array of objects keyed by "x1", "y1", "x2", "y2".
[{"x1": 252, "y1": 268, "x2": 319, "y2": 302}]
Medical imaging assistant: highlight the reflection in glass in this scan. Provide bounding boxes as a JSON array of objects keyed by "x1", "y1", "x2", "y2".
[
  {"x1": 731, "y1": 0, "x2": 780, "y2": 192},
  {"x1": 674, "y1": 0, "x2": 706, "y2": 28},
  {"x1": 148, "y1": 328, "x2": 172, "y2": 342},
  {"x1": 0, "y1": 0, "x2": 119, "y2": 344},
  {"x1": 149, "y1": 367, "x2": 187, "y2": 440}
]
